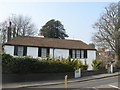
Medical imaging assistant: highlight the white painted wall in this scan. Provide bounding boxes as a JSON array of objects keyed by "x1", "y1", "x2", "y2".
[
  {"x1": 4, "y1": 45, "x2": 14, "y2": 56},
  {"x1": 79, "y1": 50, "x2": 96, "y2": 70},
  {"x1": 87, "y1": 50, "x2": 96, "y2": 70},
  {"x1": 4, "y1": 45, "x2": 96, "y2": 70},
  {"x1": 50, "y1": 48, "x2": 54, "y2": 57},
  {"x1": 50, "y1": 49, "x2": 96, "y2": 70},
  {"x1": 50, "y1": 48, "x2": 69, "y2": 59},
  {"x1": 27, "y1": 47, "x2": 38, "y2": 58}
]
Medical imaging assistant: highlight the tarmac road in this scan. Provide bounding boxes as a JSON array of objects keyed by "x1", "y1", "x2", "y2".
[{"x1": 28, "y1": 76, "x2": 119, "y2": 89}]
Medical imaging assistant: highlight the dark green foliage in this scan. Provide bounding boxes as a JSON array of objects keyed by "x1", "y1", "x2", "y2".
[
  {"x1": 2, "y1": 54, "x2": 14, "y2": 73},
  {"x1": 2, "y1": 54, "x2": 75, "y2": 73},
  {"x1": 10, "y1": 57, "x2": 38, "y2": 73},
  {"x1": 92, "y1": 59, "x2": 103, "y2": 70},
  {"x1": 81, "y1": 64, "x2": 89, "y2": 70},
  {"x1": 81, "y1": 59, "x2": 88, "y2": 70},
  {"x1": 2, "y1": 54, "x2": 90, "y2": 73},
  {"x1": 116, "y1": 60, "x2": 120, "y2": 69},
  {"x1": 40, "y1": 19, "x2": 68, "y2": 39}
]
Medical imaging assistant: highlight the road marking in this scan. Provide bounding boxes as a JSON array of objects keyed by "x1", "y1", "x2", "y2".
[
  {"x1": 109, "y1": 85, "x2": 120, "y2": 89},
  {"x1": 92, "y1": 87, "x2": 99, "y2": 90}
]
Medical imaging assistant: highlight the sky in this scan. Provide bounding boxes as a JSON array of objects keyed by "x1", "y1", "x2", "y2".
[{"x1": 0, "y1": 0, "x2": 119, "y2": 44}]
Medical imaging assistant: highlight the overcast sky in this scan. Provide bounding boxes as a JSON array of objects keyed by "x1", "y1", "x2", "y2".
[{"x1": 0, "y1": 0, "x2": 119, "y2": 44}]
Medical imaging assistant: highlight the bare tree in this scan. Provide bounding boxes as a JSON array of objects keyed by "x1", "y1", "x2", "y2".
[
  {"x1": 0, "y1": 15, "x2": 37, "y2": 43},
  {"x1": 92, "y1": 3, "x2": 120, "y2": 61},
  {"x1": 0, "y1": 21, "x2": 7, "y2": 43}
]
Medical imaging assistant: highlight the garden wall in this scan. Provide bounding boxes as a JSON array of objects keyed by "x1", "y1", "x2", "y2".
[{"x1": 3, "y1": 70, "x2": 108, "y2": 84}]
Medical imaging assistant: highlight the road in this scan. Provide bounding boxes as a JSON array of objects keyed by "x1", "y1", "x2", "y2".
[{"x1": 27, "y1": 76, "x2": 120, "y2": 89}]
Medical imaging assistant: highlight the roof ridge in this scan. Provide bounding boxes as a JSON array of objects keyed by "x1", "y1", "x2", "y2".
[
  {"x1": 4, "y1": 36, "x2": 96, "y2": 50},
  {"x1": 21, "y1": 36, "x2": 86, "y2": 43}
]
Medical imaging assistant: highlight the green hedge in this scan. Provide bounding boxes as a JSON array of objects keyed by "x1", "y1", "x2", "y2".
[
  {"x1": 2, "y1": 54, "x2": 88, "y2": 74},
  {"x1": 116, "y1": 60, "x2": 120, "y2": 69}
]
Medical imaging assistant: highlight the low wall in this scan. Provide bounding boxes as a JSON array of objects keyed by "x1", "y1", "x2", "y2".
[
  {"x1": 2, "y1": 70, "x2": 108, "y2": 84},
  {"x1": 81, "y1": 70, "x2": 107, "y2": 77},
  {"x1": 2, "y1": 72, "x2": 74, "y2": 84}
]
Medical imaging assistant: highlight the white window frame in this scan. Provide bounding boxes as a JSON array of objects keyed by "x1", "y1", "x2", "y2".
[
  {"x1": 81, "y1": 50, "x2": 84, "y2": 59},
  {"x1": 17, "y1": 46, "x2": 23, "y2": 56},
  {"x1": 76, "y1": 50, "x2": 80, "y2": 59},
  {"x1": 72, "y1": 50, "x2": 76, "y2": 58},
  {"x1": 41, "y1": 48, "x2": 47, "y2": 57}
]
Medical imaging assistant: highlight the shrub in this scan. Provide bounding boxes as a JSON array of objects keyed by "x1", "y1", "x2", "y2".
[
  {"x1": 81, "y1": 59, "x2": 88, "y2": 70},
  {"x1": 2, "y1": 54, "x2": 75, "y2": 73},
  {"x1": 81, "y1": 64, "x2": 89, "y2": 70},
  {"x1": 72, "y1": 59, "x2": 83, "y2": 70},
  {"x1": 116, "y1": 60, "x2": 120, "y2": 69},
  {"x1": 92, "y1": 59, "x2": 102, "y2": 70},
  {"x1": 2, "y1": 54, "x2": 14, "y2": 73},
  {"x1": 2, "y1": 54, "x2": 90, "y2": 73},
  {"x1": 10, "y1": 57, "x2": 38, "y2": 73}
]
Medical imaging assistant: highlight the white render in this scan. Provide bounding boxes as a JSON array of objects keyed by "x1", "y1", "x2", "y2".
[
  {"x1": 4, "y1": 45, "x2": 14, "y2": 56},
  {"x1": 4, "y1": 45, "x2": 96, "y2": 70},
  {"x1": 87, "y1": 50, "x2": 96, "y2": 70},
  {"x1": 75, "y1": 50, "x2": 96, "y2": 70},
  {"x1": 27, "y1": 47, "x2": 38, "y2": 58},
  {"x1": 49, "y1": 48, "x2": 69, "y2": 59},
  {"x1": 49, "y1": 48, "x2": 96, "y2": 70}
]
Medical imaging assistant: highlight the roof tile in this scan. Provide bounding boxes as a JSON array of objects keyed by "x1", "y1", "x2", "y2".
[{"x1": 4, "y1": 36, "x2": 96, "y2": 50}]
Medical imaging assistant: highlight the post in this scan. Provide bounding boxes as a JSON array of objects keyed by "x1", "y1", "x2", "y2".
[
  {"x1": 64, "y1": 75, "x2": 68, "y2": 88},
  {"x1": 110, "y1": 64, "x2": 113, "y2": 73},
  {"x1": 75, "y1": 68, "x2": 81, "y2": 78}
]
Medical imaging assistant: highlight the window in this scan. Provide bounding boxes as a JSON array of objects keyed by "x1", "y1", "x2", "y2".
[
  {"x1": 69, "y1": 49, "x2": 87, "y2": 59},
  {"x1": 17, "y1": 46, "x2": 23, "y2": 56},
  {"x1": 38, "y1": 47, "x2": 49, "y2": 57},
  {"x1": 72, "y1": 50, "x2": 76, "y2": 58},
  {"x1": 14, "y1": 46, "x2": 27, "y2": 56},
  {"x1": 76, "y1": 50, "x2": 80, "y2": 58},
  {"x1": 41, "y1": 48, "x2": 47, "y2": 57},
  {"x1": 81, "y1": 50, "x2": 84, "y2": 59}
]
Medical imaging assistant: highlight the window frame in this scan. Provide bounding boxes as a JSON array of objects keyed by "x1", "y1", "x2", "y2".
[
  {"x1": 14, "y1": 45, "x2": 27, "y2": 56},
  {"x1": 81, "y1": 50, "x2": 84, "y2": 59},
  {"x1": 76, "y1": 50, "x2": 81, "y2": 59},
  {"x1": 70, "y1": 49, "x2": 87, "y2": 59},
  {"x1": 17, "y1": 46, "x2": 24, "y2": 56},
  {"x1": 41, "y1": 48, "x2": 47, "y2": 57}
]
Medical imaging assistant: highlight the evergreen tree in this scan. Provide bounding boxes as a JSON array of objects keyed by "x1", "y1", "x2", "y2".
[{"x1": 40, "y1": 19, "x2": 68, "y2": 39}]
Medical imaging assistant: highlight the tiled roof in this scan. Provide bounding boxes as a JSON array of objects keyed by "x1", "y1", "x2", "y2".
[{"x1": 4, "y1": 36, "x2": 96, "y2": 50}]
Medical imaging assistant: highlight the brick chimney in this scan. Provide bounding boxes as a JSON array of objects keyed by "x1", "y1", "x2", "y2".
[{"x1": 7, "y1": 21, "x2": 12, "y2": 41}]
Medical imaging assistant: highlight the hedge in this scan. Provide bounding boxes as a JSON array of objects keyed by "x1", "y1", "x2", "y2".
[
  {"x1": 116, "y1": 60, "x2": 120, "y2": 69},
  {"x1": 2, "y1": 54, "x2": 88, "y2": 74}
]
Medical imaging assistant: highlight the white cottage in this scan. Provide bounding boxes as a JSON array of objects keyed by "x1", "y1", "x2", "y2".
[{"x1": 3, "y1": 36, "x2": 96, "y2": 70}]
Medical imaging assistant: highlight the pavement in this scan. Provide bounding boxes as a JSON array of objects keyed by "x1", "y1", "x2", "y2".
[{"x1": 2, "y1": 72, "x2": 119, "y2": 88}]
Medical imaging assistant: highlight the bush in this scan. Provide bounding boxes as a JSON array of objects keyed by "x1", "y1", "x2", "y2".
[
  {"x1": 116, "y1": 60, "x2": 120, "y2": 69},
  {"x1": 81, "y1": 59, "x2": 88, "y2": 70},
  {"x1": 2, "y1": 54, "x2": 14, "y2": 73},
  {"x1": 2, "y1": 54, "x2": 76, "y2": 73},
  {"x1": 81, "y1": 64, "x2": 88, "y2": 70},
  {"x1": 10, "y1": 57, "x2": 38, "y2": 73},
  {"x1": 2, "y1": 54, "x2": 90, "y2": 73},
  {"x1": 92, "y1": 59, "x2": 102, "y2": 70}
]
